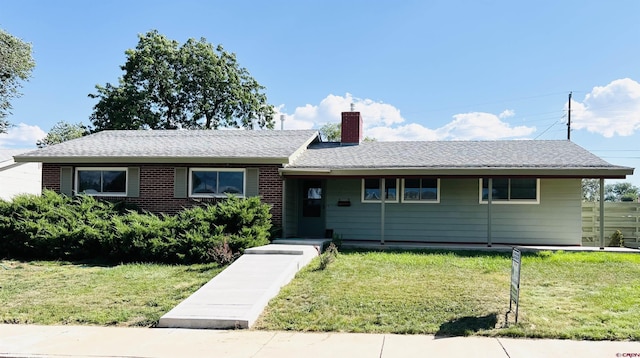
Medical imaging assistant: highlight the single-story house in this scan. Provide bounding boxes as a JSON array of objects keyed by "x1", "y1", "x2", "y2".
[
  {"x1": 0, "y1": 149, "x2": 42, "y2": 201},
  {"x1": 14, "y1": 111, "x2": 634, "y2": 246}
]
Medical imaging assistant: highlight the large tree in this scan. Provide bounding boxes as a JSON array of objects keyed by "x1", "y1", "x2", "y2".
[
  {"x1": 319, "y1": 122, "x2": 341, "y2": 141},
  {"x1": 582, "y1": 179, "x2": 640, "y2": 202},
  {"x1": 0, "y1": 29, "x2": 35, "y2": 133},
  {"x1": 606, "y1": 182, "x2": 639, "y2": 202},
  {"x1": 581, "y1": 179, "x2": 600, "y2": 202},
  {"x1": 89, "y1": 30, "x2": 274, "y2": 131},
  {"x1": 318, "y1": 122, "x2": 376, "y2": 142},
  {"x1": 36, "y1": 121, "x2": 88, "y2": 148}
]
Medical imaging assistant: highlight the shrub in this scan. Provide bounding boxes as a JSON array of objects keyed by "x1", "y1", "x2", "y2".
[
  {"x1": 318, "y1": 242, "x2": 339, "y2": 270},
  {"x1": 609, "y1": 230, "x2": 624, "y2": 247},
  {"x1": 173, "y1": 196, "x2": 271, "y2": 262},
  {"x1": 208, "y1": 238, "x2": 241, "y2": 265},
  {"x1": 208, "y1": 195, "x2": 271, "y2": 252},
  {"x1": 109, "y1": 211, "x2": 175, "y2": 262},
  {"x1": 0, "y1": 191, "x2": 272, "y2": 264}
]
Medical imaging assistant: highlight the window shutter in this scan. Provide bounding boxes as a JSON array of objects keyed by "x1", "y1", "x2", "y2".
[
  {"x1": 174, "y1": 167, "x2": 188, "y2": 198},
  {"x1": 245, "y1": 168, "x2": 259, "y2": 197},
  {"x1": 127, "y1": 167, "x2": 140, "y2": 197},
  {"x1": 60, "y1": 167, "x2": 73, "y2": 196}
]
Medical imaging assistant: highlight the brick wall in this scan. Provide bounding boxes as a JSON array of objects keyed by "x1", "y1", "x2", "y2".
[
  {"x1": 41, "y1": 163, "x2": 284, "y2": 226},
  {"x1": 341, "y1": 111, "x2": 363, "y2": 144},
  {"x1": 42, "y1": 163, "x2": 61, "y2": 192},
  {"x1": 258, "y1": 165, "x2": 283, "y2": 226}
]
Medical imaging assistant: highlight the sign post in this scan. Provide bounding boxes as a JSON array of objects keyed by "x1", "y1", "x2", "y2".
[{"x1": 508, "y1": 247, "x2": 521, "y2": 324}]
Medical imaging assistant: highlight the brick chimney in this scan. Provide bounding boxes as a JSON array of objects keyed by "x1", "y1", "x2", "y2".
[{"x1": 341, "y1": 111, "x2": 363, "y2": 144}]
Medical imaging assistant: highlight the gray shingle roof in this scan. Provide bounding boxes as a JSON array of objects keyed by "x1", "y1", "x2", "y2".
[
  {"x1": 13, "y1": 130, "x2": 634, "y2": 178},
  {"x1": 289, "y1": 140, "x2": 629, "y2": 170},
  {"x1": 14, "y1": 130, "x2": 319, "y2": 164}
]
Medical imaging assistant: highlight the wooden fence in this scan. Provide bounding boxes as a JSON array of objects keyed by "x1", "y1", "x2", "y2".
[{"x1": 582, "y1": 202, "x2": 640, "y2": 247}]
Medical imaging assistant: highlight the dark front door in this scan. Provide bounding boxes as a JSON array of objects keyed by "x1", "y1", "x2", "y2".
[{"x1": 298, "y1": 180, "x2": 325, "y2": 238}]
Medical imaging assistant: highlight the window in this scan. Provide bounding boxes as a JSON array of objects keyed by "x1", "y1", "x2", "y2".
[
  {"x1": 480, "y1": 178, "x2": 539, "y2": 203},
  {"x1": 302, "y1": 180, "x2": 322, "y2": 217},
  {"x1": 190, "y1": 169, "x2": 245, "y2": 197},
  {"x1": 402, "y1": 178, "x2": 440, "y2": 203},
  {"x1": 362, "y1": 178, "x2": 399, "y2": 203},
  {"x1": 76, "y1": 168, "x2": 127, "y2": 196}
]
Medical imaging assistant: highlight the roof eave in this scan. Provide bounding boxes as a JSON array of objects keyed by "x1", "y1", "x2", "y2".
[
  {"x1": 280, "y1": 167, "x2": 634, "y2": 178},
  {"x1": 286, "y1": 131, "x2": 321, "y2": 164},
  {"x1": 14, "y1": 156, "x2": 290, "y2": 165}
]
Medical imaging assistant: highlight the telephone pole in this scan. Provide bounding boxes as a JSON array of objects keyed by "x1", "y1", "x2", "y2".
[{"x1": 567, "y1": 92, "x2": 572, "y2": 140}]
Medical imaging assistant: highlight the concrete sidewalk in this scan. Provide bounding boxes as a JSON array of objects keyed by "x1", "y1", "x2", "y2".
[
  {"x1": 158, "y1": 244, "x2": 320, "y2": 329},
  {"x1": 1, "y1": 325, "x2": 639, "y2": 358}
]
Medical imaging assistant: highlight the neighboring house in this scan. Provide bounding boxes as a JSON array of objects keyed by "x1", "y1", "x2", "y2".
[
  {"x1": 0, "y1": 149, "x2": 42, "y2": 200},
  {"x1": 14, "y1": 112, "x2": 634, "y2": 246},
  {"x1": 0, "y1": 149, "x2": 42, "y2": 201}
]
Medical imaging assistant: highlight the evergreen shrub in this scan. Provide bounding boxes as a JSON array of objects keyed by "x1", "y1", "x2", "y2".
[{"x1": 0, "y1": 191, "x2": 272, "y2": 264}]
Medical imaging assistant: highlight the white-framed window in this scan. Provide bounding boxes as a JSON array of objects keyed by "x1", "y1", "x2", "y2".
[
  {"x1": 479, "y1": 178, "x2": 540, "y2": 204},
  {"x1": 402, "y1": 178, "x2": 440, "y2": 203},
  {"x1": 362, "y1": 178, "x2": 399, "y2": 203},
  {"x1": 189, "y1": 168, "x2": 245, "y2": 198},
  {"x1": 76, "y1": 167, "x2": 128, "y2": 196}
]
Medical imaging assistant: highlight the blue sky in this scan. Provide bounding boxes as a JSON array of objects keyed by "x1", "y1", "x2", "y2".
[{"x1": 1, "y1": 0, "x2": 639, "y2": 186}]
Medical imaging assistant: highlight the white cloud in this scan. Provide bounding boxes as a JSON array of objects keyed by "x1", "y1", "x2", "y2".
[
  {"x1": 277, "y1": 94, "x2": 535, "y2": 141},
  {"x1": 0, "y1": 123, "x2": 46, "y2": 149},
  {"x1": 437, "y1": 112, "x2": 536, "y2": 140},
  {"x1": 571, "y1": 78, "x2": 640, "y2": 137},
  {"x1": 499, "y1": 109, "x2": 515, "y2": 119},
  {"x1": 277, "y1": 93, "x2": 403, "y2": 131},
  {"x1": 367, "y1": 123, "x2": 440, "y2": 141}
]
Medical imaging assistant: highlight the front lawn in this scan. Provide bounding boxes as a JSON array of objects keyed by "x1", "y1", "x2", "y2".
[
  {"x1": 0, "y1": 260, "x2": 222, "y2": 326},
  {"x1": 254, "y1": 250, "x2": 640, "y2": 340},
  {"x1": 2, "y1": 250, "x2": 639, "y2": 340}
]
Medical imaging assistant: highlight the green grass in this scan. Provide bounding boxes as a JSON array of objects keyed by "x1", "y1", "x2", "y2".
[
  {"x1": 3, "y1": 250, "x2": 639, "y2": 340},
  {"x1": 253, "y1": 250, "x2": 640, "y2": 340},
  {"x1": 0, "y1": 260, "x2": 223, "y2": 326}
]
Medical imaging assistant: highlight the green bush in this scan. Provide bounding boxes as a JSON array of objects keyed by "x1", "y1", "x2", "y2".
[
  {"x1": 0, "y1": 191, "x2": 272, "y2": 264},
  {"x1": 0, "y1": 191, "x2": 122, "y2": 260},
  {"x1": 608, "y1": 230, "x2": 624, "y2": 247},
  {"x1": 317, "y1": 242, "x2": 339, "y2": 270},
  {"x1": 172, "y1": 196, "x2": 271, "y2": 263}
]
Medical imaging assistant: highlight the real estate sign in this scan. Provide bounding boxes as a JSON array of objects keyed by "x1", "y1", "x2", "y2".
[{"x1": 509, "y1": 247, "x2": 521, "y2": 323}]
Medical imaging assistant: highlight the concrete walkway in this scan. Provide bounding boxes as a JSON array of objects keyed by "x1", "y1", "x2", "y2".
[
  {"x1": 1, "y1": 325, "x2": 639, "y2": 358},
  {"x1": 158, "y1": 244, "x2": 320, "y2": 329}
]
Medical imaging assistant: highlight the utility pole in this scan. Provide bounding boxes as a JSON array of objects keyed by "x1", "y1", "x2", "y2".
[{"x1": 567, "y1": 92, "x2": 572, "y2": 140}]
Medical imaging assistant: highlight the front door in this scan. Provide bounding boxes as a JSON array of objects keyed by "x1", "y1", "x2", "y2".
[{"x1": 298, "y1": 180, "x2": 325, "y2": 237}]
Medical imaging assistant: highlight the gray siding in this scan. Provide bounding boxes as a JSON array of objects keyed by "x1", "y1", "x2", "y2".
[
  {"x1": 284, "y1": 178, "x2": 299, "y2": 237},
  {"x1": 324, "y1": 178, "x2": 582, "y2": 245},
  {"x1": 60, "y1": 167, "x2": 73, "y2": 196},
  {"x1": 127, "y1": 167, "x2": 140, "y2": 197},
  {"x1": 245, "y1": 168, "x2": 259, "y2": 197},
  {"x1": 174, "y1": 168, "x2": 187, "y2": 198}
]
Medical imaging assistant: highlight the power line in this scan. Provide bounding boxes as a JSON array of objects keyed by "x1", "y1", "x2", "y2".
[
  {"x1": 403, "y1": 91, "x2": 569, "y2": 117},
  {"x1": 534, "y1": 120, "x2": 561, "y2": 140}
]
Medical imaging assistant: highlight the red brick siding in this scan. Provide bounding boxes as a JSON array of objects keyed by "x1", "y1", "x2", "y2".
[
  {"x1": 258, "y1": 165, "x2": 283, "y2": 226},
  {"x1": 341, "y1": 112, "x2": 363, "y2": 144},
  {"x1": 40, "y1": 163, "x2": 283, "y2": 226},
  {"x1": 42, "y1": 164, "x2": 61, "y2": 192}
]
